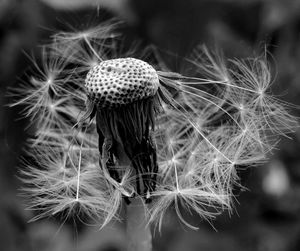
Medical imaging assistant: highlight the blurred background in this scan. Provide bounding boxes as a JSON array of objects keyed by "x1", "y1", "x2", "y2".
[{"x1": 1, "y1": 0, "x2": 300, "y2": 250}]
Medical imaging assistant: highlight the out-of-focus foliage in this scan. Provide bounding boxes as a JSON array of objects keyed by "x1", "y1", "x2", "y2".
[{"x1": 1, "y1": 0, "x2": 300, "y2": 251}]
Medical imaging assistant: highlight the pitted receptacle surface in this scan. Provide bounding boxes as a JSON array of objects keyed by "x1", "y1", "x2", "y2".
[{"x1": 85, "y1": 58, "x2": 159, "y2": 108}]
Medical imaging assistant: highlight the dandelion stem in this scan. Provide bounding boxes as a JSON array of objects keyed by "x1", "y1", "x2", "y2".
[
  {"x1": 113, "y1": 142, "x2": 153, "y2": 251},
  {"x1": 126, "y1": 197, "x2": 152, "y2": 251}
]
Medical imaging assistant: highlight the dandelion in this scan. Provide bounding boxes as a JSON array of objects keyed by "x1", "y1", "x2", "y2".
[{"x1": 11, "y1": 19, "x2": 297, "y2": 251}]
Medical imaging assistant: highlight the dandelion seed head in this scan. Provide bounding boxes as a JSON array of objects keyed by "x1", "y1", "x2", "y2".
[
  {"x1": 11, "y1": 16, "x2": 297, "y2": 230},
  {"x1": 85, "y1": 58, "x2": 159, "y2": 108}
]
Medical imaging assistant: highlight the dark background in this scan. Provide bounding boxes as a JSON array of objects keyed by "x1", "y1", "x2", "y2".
[{"x1": 1, "y1": 0, "x2": 300, "y2": 250}]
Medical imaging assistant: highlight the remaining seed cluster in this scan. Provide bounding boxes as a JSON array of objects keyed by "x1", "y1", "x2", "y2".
[{"x1": 85, "y1": 58, "x2": 159, "y2": 108}]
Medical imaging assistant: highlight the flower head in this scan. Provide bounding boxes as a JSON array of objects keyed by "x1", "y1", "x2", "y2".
[{"x1": 12, "y1": 20, "x2": 297, "y2": 229}]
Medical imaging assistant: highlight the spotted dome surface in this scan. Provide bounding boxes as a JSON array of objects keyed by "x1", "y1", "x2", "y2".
[{"x1": 85, "y1": 58, "x2": 159, "y2": 108}]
